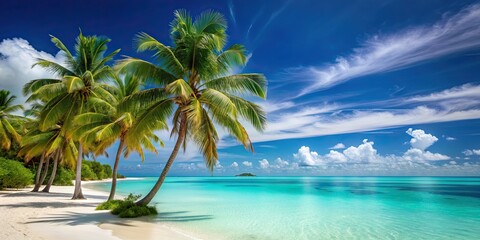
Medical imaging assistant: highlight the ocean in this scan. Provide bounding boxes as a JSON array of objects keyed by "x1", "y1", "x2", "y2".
[{"x1": 90, "y1": 177, "x2": 480, "y2": 239}]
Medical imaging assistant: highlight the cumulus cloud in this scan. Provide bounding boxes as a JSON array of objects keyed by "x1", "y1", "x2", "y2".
[
  {"x1": 406, "y1": 128, "x2": 438, "y2": 151},
  {"x1": 259, "y1": 159, "x2": 270, "y2": 169},
  {"x1": 286, "y1": 4, "x2": 480, "y2": 96},
  {"x1": 242, "y1": 161, "x2": 253, "y2": 167},
  {"x1": 294, "y1": 128, "x2": 449, "y2": 167},
  {"x1": 329, "y1": 143, "x2": 346, "y2": 149},
  {"x1": 231, "y1": 161, "x2": 239, "y2": 168},
  {"x1": 273, "y1": 158, "x2": 290, "y2": 168},
  {"x1": 343, "y1": 139, "x2": 379, "y2": 163},
  {"x1": 294, "y1": 146, "x2": 322, "y2": 166},
  {"x1": 257, "y1": 158, "x2": 291, "y2": 170},
  {"x1": 463, "y1": 149, "x2": 480, "y2": 156},
  {"x1": 0, "y1": 38, "x2": 64, "y2": 107},
  {"x1": 402, "y1": 148, "x2": 449, "y2": 161},
  {"x1": 325, "y1": 150, "x2": 348, "y2": 162}
]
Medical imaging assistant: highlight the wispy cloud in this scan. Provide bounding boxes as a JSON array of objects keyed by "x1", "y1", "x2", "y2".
[
  {"x1": 228, "y1": 0, "x2": 236, "y2": 26},
  {"x1": 251, "y1": 0, "x2": 291, "y2": 44},
  {"x1": 286, "y1": 4, "x2": 480, "y2": 97},
  {"x1": 406, "y1": 83, "x2": 480, "y2": 102},
  {"x1": 216, "y1": 82, "x2": 480, "y2": 146},
  {"x1": 246, "y1": 106, "x2": 480, "y2": 143}
]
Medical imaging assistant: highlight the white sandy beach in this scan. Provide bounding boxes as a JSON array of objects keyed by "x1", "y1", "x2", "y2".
[{"x1": 0, "y1": 181, "x2": 200, "y2": 240}]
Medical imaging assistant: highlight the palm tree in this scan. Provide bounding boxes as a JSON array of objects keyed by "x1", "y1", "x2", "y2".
[
  {"x1": 0, "y1": 90, "x2": 23, "y2": 150},
  {"x1": 116, "y1": 10, "x2": 267, "y2": 205},
  {"x1": 73, "y1": 74, "x2": 165, "y2": 200},
  {"x1": 24, "y1": 32, "x2": 120, "y2": 199},
  {"x1": 19, "y1": 123, "x2": 77, "y2": 192}
]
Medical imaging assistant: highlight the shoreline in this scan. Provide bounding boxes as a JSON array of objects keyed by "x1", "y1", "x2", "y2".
[{"x1": 0, "y1": 180, "x2": 201, "y2": 240}]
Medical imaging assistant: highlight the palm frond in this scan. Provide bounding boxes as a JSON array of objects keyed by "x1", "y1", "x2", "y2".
[
  {"x1": 217, "y1": 44, "x2": 247, "y2": 72},
  {"x1": 23, "y1": 79, "x2": 62, "y2": 96},
  {"x1": 202, "y1": 74, "x2": 267, "y2": 99},
  {"x1": 227, "y1": 94, "x2": 266, "y2": 132},
  {"x1": 32, "y1": 59, "x2": 74, "y2": 76},
  {"x1": 135, "y1": 32, "x2": 184, "y2": 76},
  {"x1": 115, "y1": 57, "x2": 178, "y2": 85}
]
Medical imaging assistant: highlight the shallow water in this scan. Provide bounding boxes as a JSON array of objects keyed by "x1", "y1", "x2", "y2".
[{"x1": 91, "y1": 177, "x2": 480, "y2": 239}]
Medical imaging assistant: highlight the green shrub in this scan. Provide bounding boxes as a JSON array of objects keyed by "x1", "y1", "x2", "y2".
[
  {"x1": 96, "y1": 200, "x2": 123, "y2": 210},
  {"x1": 0, "y1": 158, "x2": 34, "y2": 189},
  {"x1": 101, "y1": 193, "x2": 157, "y2": 218},
  {"x1": 88, "y1": 161, "x2": 107, "y2": 179},
  {"x1": 81, "y1": 162, "x2": 97, "y2": 180},
  {"x1": 53, "y1": 167, "x2": 75, "y2": 186},
  {"x1": 81, "y1": 160, "x2": 115, "y2": 180},
  {"x1": 118, "y1": 205, "x2": 157, "y2": 218},
  {"x1": 102, "y1": 164, "x2": 113, "y2": 178}
]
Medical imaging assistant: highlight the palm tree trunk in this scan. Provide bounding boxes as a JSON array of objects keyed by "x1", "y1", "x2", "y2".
[
  {"x1": 42, "y1": 150, "x2": 60, "y2": 193},
  {"x1": 34, "y1": 155, "x2": 50, "y2": 191},
  {"x1": 136, "y1": 113, "x2": 187, "y2": 206},
  {"x1": 108, "y1": 138, "x2": 125, "y2": 201},
  {"x1": 72, "y1": 143, "x2": 85, "y2": 199},
  {"x1": 32, "y1": 152, "x2": 46, "y2": 192}
]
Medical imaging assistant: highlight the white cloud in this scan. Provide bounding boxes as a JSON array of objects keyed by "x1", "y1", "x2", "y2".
[
  {"x1": 293, "y1": 128, "x2": 449, "y2": 167},
  {"x1": 273, "y1": 158, "x2": 290, "y2": 168},
  {"x1": 248, "y1": 106, "x2": 480, "y2": 143},
  {"x1": 259, "y1": 159, "x2": 269, "y2": 169},
  {"x1": 325, "y1": 150, "x2": 348, "y2": 162},
  {"x1": 259, "y1": 101, "x2": 295, "y2": 113},
  {"x1": 329, "y1": 143, "x2": 346, "y2": 149},
  {"x1": 286, "y1": 4, "x2": 480, "y2": 96},
  {"x1": 407, "y1": 83, "x2": 480, "y2": 103},
  {"x1": 343, "y1": 139, "x2": 379, "y2": 163},
  {"x1": 463, "y1": 149, "x2": 480, "y2": 156},
  {"x1": 406, "y1": 128, "x2": 438, "y2": 151},
  {"x1": 231, "y1": 161, "x2": 239, "y2": 168},
  {"x1": 445, "y1": 137, "x2": 456, "y2": 141},
  {"x1": 402, "y1": 148, "x2": 449, "y2": 161},
  {"x1": 242, "y1": 161, "x2": 253, "y2": 167},
  {"x1": 294, "y1": 146, "x2": 322, "y2": 166},
  {"x1": 0, "y1": 38, "x2": 64, "y2": 107}
]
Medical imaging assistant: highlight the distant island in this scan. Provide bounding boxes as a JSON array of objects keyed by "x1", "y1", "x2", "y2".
[{"x1": 236, "y1": 173, "x2": 256, "y2": 177}]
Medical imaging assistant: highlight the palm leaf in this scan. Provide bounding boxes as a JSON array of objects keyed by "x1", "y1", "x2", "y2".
[
  {"x1": 135, "y1": 32, "x2": 184, "y2": 76},
  {"x1": 202, "y1": 74, "x2": 267, "y2": 99}
]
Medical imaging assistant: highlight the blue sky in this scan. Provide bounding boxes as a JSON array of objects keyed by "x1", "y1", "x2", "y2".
[{"x1": 1, "y1": 0, "x2": 480, "y2": 176}]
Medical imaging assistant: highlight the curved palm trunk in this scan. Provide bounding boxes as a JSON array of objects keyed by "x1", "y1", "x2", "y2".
[
  {"x1": 108, "y1": 138, "x2": 125, "y2": 201},
  {"x1": 34, "y1": 156, "x2": 51, "y2": 191},
  {"x1": 32, "y1": 152, "x2": 46, "y2": 192},
  {"x1": 42, "y1": 150, "x2": 60, "y2": 193},
  {"x1": 136, "y1": 114, "x2": 187, "y2": 206},
  {"x1": 72, "y1": 143, "x2": 85, "y2": 199}
]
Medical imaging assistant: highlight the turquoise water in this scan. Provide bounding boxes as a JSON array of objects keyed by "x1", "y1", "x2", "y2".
[{"x1": 91, "y1": 177, "x2": 480, "y2": 239}]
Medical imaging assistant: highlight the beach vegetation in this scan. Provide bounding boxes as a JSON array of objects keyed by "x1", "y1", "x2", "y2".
[
  {"x1": 0, "y1": 158, "x2": 34, "y2": 189},
  {"x1": 52, "y1": 167, "x2": 75, "y2": 186},
  {"x1": 97, "y1": 193, "x2": 157, "y2": 218}
]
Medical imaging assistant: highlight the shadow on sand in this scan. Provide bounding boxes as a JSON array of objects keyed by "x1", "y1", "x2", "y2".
[
  {"x1": 0, "y1": 190, "x2": 108, "y2": 200},
  {"x1": 23, "y1": 210, "x2": 213, "y2": 227}
]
